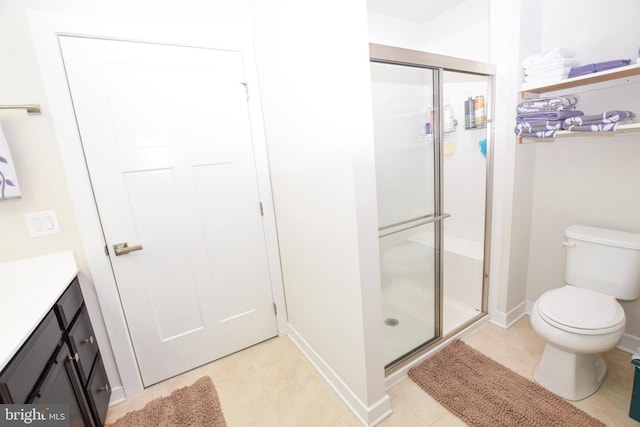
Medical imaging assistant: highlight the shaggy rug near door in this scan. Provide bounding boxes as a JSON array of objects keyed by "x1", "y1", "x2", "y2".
[
  {"x1": 106, "y1": 376, "x2": 226, "y2": 427},
  {"x1": 409, "y1": 340, "x2": 605, "y2": 427}
]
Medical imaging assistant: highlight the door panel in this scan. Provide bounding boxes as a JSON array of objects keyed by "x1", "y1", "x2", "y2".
[
  {"x1": 370, "y1": 61, "x2": 439, "y2": 367},
  {"x1": 370, "y1": 62, "x2": 436, "y2": 230},
  {"x1": 440, "y1": 70, "x2": 489, "y2": 332},
  {"x1": 59, "y1": 35, "x2": 277, "y2": 386}
]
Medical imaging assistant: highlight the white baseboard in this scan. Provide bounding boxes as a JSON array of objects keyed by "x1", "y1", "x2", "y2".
[
  {"x1": 384, "y1": 316, "x2": 489, "y2": 389},
  {"x1": 618, "y1": 332, "x2": 640, "y2": 355},
  {"x1": 489, "y1": 301, "x2": 528, "y2": 329},
  {"x1": 286, "y1": 324, "x2": 392, "y2": 426},
  {"x1": 108, "y1": 386, "x2": 126, "y2": 406}
]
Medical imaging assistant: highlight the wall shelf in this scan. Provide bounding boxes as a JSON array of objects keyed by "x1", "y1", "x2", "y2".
[
  {"x1": 518, "y1": 64, "x2": 640, "y2": 143},
  {"x1": 520, "y1": 64, "x2": 640, "y2": 95},
  {"x1": 519, "y1": 122, "x2": 640, "y2": 143}
]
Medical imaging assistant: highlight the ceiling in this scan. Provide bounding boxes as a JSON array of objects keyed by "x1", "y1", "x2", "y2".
[{"x1": 367, "y1": 0, "x2": 469, "y2": 24}]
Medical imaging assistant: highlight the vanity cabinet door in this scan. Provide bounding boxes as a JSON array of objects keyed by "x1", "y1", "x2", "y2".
[
  {"x1": 54, "y1": 278, "x2": 84, "y2": 330},
  {"x1": 30, "y1": 345, "x2": 95, "y2": 427},
  {"x1": 86, "y1": 354, "x2": 110, "y2": 427},
  {"x1": 0, "y1": 311, "x2": 60, "y2": 403},
  {"x1": 1, "y1": 274, "x2": 110, "y2": 426},
  {"x1": 67, "y1": 307, "x2": 99, "y2": 385}
]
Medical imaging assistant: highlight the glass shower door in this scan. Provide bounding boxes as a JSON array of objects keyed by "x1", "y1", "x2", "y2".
[
  {"x1": 370, "y1": 61, "x2": 440, "y2": 366},
  {"x1": 440, "y1": 70, "x2": 490, "y2": 336}
]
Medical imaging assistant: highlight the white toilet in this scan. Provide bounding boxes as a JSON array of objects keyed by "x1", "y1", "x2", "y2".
[{"x1": 530, "y1": 225, "x2": 640, "y2": 400}]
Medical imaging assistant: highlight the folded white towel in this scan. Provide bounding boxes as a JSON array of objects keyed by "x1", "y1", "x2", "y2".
[
  {"x1": 524, "y1": 69, "x2": 571, "y2": 83},
  {"x1": 524, "y1": 67, "x2": 572, "y2": 80},
  {"x1": 522, "y1": 47, "x2": 576, "y2": 68},
  {"x1": 543, "y1": 47, "x2": 575, "y2": 58},
  {"x1": 0, "y1": 123, "x2": 21, "y2": 199},
  {"x1": 524, "y1": 59, "x2": 580, "y2": 75}
]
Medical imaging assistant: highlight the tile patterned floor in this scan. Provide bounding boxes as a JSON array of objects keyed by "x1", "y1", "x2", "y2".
[{"x1": 105, "y1": 316, "x2": 639, "y2": 426}]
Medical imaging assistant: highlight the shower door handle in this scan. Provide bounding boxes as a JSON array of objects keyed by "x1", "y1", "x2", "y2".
[{"x1": 379, "y1": 213, "x2": 451, "y2": 238}]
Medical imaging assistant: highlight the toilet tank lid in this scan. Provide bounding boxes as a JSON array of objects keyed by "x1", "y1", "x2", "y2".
[{"x1": 565, "y1": 225, "x2": 640, "y2": 250}]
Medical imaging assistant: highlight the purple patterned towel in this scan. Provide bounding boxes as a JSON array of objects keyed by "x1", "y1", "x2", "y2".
[
  {"x1": 564, "y1": 123, "x2": 619, "y2": 132},
  {"x1": 516, "y1": 110, "x2": 583, "y2": 123},
  {"x1": 514, "y1": 122, "x2": 562, "y2": 138},
  {"x1": 517, "y1": 96, "x2": 578, "y2": 113},
  {"x1": 515, "y1": 127, "x2": 559, "y2": 138},
  {"x1": 568, "y1": 59, "x2": 631, "y2": 78},
  {"x1": 515, "y1": 121, "x2": 563, "y2": 131},
  {"x1": 562, "y1": 110, "x2": 634, "y2": 129}
]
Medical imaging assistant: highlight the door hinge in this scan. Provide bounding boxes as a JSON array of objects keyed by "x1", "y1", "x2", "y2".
[
  {"x1": 104, "y1": 245, "x2": 109, "y2": 256},
  {"x1": 240, "y1": 82, "x2": 249, "y2": 101},
  {"x1": 273, "y1": 303, "x2": 277, "y2": 316},
  {"x1": 259, "y1": 202, "x2": 264, "y2": 216}
]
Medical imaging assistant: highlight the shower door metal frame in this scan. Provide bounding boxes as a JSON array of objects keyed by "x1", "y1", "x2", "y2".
[{"x1": 370, "y1": 43, "x2": 496, "y2": 372}]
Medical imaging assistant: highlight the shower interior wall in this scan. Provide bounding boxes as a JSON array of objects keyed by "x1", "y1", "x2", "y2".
[{"x1": 442, "y1": 80, "x2": 488, "y2": 311}]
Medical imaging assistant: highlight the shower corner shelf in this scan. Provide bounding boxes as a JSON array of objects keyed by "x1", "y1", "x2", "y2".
[{"x1": 517, "y1": 64, "x2": 640, "y2": 144}]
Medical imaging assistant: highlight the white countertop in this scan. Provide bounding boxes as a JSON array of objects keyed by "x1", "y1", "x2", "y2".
[{"x1": 0, "y1": 251, "x2": 78, "y2": 372}]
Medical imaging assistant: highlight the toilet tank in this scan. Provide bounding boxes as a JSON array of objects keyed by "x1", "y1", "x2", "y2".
[{"x1": 564, "y1": 225, "x2": 640, "y2": 300}]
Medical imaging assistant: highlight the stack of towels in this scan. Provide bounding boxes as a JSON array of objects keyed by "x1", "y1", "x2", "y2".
[
  {"x1": 522, "y1": 48, "x2": 580, "y2": 86},
  {"x1": 515, "y1": 96, "x2": 635, "y2": 138},
  {"x1": 515, "y1": 95, "x2": 583, "y2": 138}
]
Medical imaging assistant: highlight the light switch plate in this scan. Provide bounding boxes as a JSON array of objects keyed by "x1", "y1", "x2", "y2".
[{"x1": 25, "y1": 210, "x2": 61, "y2": 237}]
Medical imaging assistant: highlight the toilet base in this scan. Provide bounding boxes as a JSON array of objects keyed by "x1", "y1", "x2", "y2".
[{"x1": 534, "y1": 342, "x2": 607, "y2": 401}]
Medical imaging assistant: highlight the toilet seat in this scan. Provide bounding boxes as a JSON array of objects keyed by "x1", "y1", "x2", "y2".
[{"x1": 537, "y1": 286, "x2": 625, "y2": 335}]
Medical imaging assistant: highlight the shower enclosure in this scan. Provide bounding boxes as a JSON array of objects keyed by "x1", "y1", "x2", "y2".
[{"x1": 370, "y1": 44, "x2": 494, "y2": 368}]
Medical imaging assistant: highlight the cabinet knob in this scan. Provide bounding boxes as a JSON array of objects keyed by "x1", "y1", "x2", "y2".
[
  {"x1": 97, "y1": 383, "x2": 110, "y2": 393},
  {"x1": 81, "y1": 336, "x2": 94, "y2": 345}
]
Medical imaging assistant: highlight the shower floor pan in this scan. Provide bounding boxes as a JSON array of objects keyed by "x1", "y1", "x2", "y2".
[{"x1": 382, "y1": 279, "x2": 479, "y2": 366}]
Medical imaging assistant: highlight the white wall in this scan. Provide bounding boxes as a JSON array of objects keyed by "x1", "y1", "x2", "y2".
[
  {"x1": 249, "y1": 0, "x2": 390, "y2": 424},
  {"x1": 418, "y1": 0, "x2": 490, "y2": 63},
  {"x1": 367, "y1": 0, "x2": 489, "y2": 63},
  {"x1": 486, "y1": 0, "x2": 541, "y2": 325},
  {"x1": 525, "y1": 0, "x2": 640, "y2": 343},
  {"x1": 367, "y1": 11, "x2": 423, "y2": 52}
]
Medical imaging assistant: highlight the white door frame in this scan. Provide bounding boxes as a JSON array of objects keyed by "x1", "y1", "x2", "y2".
[{"x1": 29, "y1": 10, "x2": 287, "y2": 401}]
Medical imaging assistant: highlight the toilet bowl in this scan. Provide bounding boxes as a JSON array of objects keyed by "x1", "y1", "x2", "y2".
[
  {"x1": 530, "y1": 225, "x2": 640, "y2": 401},
  {"x1": 530, "y1": 286, "x2": 625, "y2": 400}
]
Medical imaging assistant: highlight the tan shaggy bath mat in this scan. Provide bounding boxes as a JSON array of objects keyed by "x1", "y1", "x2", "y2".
[
  {"x1": 106, "y1": 376, "x2": 226, "y2": 427},
  {"x1": 409, "y1": 340, "x2": 605, "y2": 427}
]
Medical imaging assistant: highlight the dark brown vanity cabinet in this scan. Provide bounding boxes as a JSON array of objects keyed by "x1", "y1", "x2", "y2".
[{"x1": 0, "y1": 277, "x2": 111, "y2": 427}]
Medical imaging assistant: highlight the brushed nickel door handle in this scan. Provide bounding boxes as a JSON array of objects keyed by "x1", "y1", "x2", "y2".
[{"x1": 113, "y1": 242, "x2": 143, "y2": 256}]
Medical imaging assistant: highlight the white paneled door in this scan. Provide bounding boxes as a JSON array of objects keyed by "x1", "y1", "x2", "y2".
[{"x1": 59, "y1": 36, "x2": 277, "y2": 386}]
